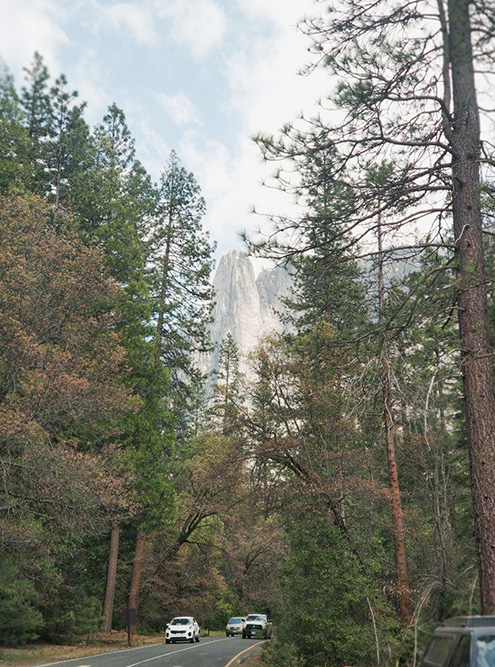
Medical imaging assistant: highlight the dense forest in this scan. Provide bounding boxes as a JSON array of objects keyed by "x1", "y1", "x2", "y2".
[{"x1": 1, "y1": 0, "x2": 495, "y2": 665}]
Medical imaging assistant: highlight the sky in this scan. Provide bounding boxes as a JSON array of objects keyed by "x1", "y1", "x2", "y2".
[{"x1": 0, "y1": 0, "x2": 329, "y2": 264}]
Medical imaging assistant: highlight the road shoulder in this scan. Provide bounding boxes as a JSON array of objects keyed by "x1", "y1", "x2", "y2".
[{"x1": 0, "y1": 633, "x2": 164, "y2": 666}]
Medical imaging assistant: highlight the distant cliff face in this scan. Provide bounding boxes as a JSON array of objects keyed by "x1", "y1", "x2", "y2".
[{"x1": 202, "y1": 250, "x2": 292, "y2": 377}]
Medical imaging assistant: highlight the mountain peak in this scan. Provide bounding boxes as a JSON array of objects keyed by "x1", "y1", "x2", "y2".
[{"x1": 201, "y1": 251, "x2": 292, "y2": 378}]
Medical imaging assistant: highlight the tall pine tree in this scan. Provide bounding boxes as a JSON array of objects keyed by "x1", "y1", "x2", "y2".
[{"x1": 150, "y1": 150, "x2": 215, "y2": 427}]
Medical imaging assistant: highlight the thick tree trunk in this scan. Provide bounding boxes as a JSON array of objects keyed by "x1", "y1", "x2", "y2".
[
  {"x1": 102, "y1": 522, "x2": 120, "y2": 633},
  {"x1": 448, "y1": 0, "x2": 495, "y2": 614},
  {"x1": 378, "y1": 221, "x2": 411, "y2": 621},
  {"x1": 128, "y1": 529, "x2": 147, "y2": 632}
]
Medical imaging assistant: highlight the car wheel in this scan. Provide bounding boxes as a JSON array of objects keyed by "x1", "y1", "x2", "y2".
[
  {"x1": 165, "y1": 639, "x2": 170, "y2": 644},
  {"x1": 195, "y1": 635, "x2": 200, "y2": 642},
  {"x1": 242, "y1": 633, "x2": 246, "y2": 638}
]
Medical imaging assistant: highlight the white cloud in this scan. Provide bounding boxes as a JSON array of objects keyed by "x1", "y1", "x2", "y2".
[
  {"x1": 156, "y1": 92, "x2": 201, "y2": 126},
  {"x1": 0, "y1": 0, "x2": 69, "y2": 78},
  {"x1": 0, "y1": 0, "x2": 110, "y2": 123},
  {"x1": 152, "y1": 0, "x2": 227, "y2": 60},
  {"x1": 177, "y1": 127, "x2": 293, "y2": 260},
  {"x1": 142, "y1": 1, "x2": 329, "y2": 260},
  {"x1": 176, "y1": 130, "x2": 246, "y2": 254},
  {"x1": 102, "y1": 2, "x2": 158, "y2": 46},
  {"x1": 235, "y1": 0, "x2": 309, "y2": 25},
  {"x1": 134, "y1": 123, "x2": 172, "y2": 179},
  {"x1": 183, "y1": 0, "x2": 329, "y2": 257},
  {"x1": 225, "y1": 1, "x2": 328, "y2": 136},
  {"x1": 71, "y1": 48, "x2": 110, "y2": 123}
]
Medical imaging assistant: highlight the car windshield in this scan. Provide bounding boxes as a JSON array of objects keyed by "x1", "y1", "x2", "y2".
[
  {"x1": 476, "y1": 635, "x2": 495, "y2": 667},
  {"x1": 246, "y1": 615, "x2": 264, "y2": 621},
  {"x1": 171, "y1": 618, "x2": 191, "y2": 625},
  {"x1": 229, "y1": 618, "x2": 244, "y2": 623}
]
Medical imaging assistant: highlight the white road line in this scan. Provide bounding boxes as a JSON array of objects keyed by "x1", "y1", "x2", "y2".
[
  {"x1": 31, "y1": 638, "x2": 229, "y2": 667},
  {"x1": 126, "y1": 638, "x2": 229, "y2": 667},
  {"x1": 32, "y1": 642, "x2": 165, "y2": 667}
]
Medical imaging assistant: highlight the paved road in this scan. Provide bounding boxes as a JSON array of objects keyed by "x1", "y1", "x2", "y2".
[{"x1": 31, "y1": 637, "x2": 264, "y2": 667}]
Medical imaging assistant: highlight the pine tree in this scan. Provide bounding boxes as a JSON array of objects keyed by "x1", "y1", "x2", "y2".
[
  {"x1": 150, "y1": 150, "x2": 215, "y2": 419},
  {"x1": 46, "y1": 75, "x2": 90, "y2": 220},
  {"x1": 19, "y1": 52, "x2": 54, "y2": 196},
  {"x1": 0, "y1": 62, "x2": 33, "y2": 192},
  {"x1": 15, "y1": 54, "x2": 93, "y2": 216},
  {"x1": 211, "y1": 333, "x2": 244, "y2": 435}
]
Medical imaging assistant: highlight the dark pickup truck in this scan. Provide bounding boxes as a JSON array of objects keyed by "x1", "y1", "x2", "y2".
[{"x1": 421, "y1": 616, "x2": 495, "y2": 667}]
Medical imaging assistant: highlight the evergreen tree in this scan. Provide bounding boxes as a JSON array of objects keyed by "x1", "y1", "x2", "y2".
[
  {"x1": 46, "y1": 74, "x2": 91, "y2": 220},
  {"x1": 0, "y1": 62, "x2": 33, "y2": 193},
  {"x1": 19, "y1": 52, "x2": 54, "y2": 196},
  {"x1": 13, "y1": 53, "x2": 93, "y2": 215},
  {"x1": 211, "y1": 333, "x2": 244, "y2": 435},
  {"x1": 150, "y1": 150, "x2": 215, "y2": 421},
  {"x1": 0, "y1": 194, "x2": 137, "y2": 643},
  {"x1": 76, "y1": 106, "x2": 178, "y2": 630},
  {"x1": 388, "y1": 250, "x2": 474, "y2": 620},
  {"x1": 75, "y1": 103, "x2": 154, "y2": 288},
  {"x1": 267, "y1": 515, "x2": 400, "y2": 667},
  {"x1": 252, "y1": 137, "x2": 368, "y2": 339}
]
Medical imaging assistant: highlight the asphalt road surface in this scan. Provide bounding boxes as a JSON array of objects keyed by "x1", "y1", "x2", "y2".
[{"x1": 31, "y1": 637, "x2": 265, "y2": 667}]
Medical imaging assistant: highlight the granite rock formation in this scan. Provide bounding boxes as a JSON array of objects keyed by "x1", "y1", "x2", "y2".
[{"x1": 202, "y1": 250, "x2": 292, "y2": 378}]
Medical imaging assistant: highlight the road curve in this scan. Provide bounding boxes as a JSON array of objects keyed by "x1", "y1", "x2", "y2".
[{"x1": 29, "y1": 637, "x2": 265, "y2": 667}]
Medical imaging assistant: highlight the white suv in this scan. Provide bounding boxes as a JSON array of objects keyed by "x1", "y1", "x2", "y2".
[{"x1": 165, "y1": 616, "x2": 200, "y2": 644}]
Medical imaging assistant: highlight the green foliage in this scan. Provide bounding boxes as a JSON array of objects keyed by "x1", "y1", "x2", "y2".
[
  {"x1": 0, "y1": 559, "x2": 43, "y2": 646},
  {"x1": 273, "y1": 517, "x2": 401, "y2": 667},
  {"x1": 210, "y1": 333, "x2": 245, "y2": 434},
  {"x1": 42, "y1": 588, "x2": 101, "y2": 644},
  {"x1": 0, "y1": 62, "x2": 33, "y2": 193},
  {"x1": 246, "y1": 0, "x2": 493, "y2": 651},
  {"x1": 150, "y1": 149, "x2": 216, "y2": 421},
  {"x1": 261, "y1": 641, "x2": 304, "y2": 667}
]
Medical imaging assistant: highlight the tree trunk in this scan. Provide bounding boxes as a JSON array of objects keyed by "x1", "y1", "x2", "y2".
[
  {"x1": 448, "y1": 0, "x2": 495, "y2": 614},
  {"x1": 128, "y1": 529, "x2": 147, "y2": 632},
  {"x1": 102, "y1": 522, "x2": 120, "y2": 633},
  {"x1": 378, "y1": 220, "x2": 411, "y2": 621},
  {"x1": 155, "y1": 219, "x2": 173, "y2": 362},
  {"x1": 381, "y1": 351, "x2": 411, "y2": 621}
]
